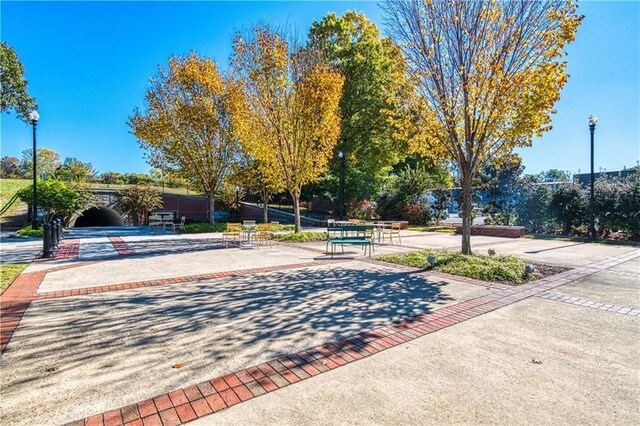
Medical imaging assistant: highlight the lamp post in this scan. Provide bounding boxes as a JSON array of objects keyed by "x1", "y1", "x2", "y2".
[
  {"x1": 588, "y1": 114, "x2": 598, "y2": 240},
  {"x1": 235, "y1": 185, "x2": 240, "y2": 220},
  {"x1": 338, "y1": 151, "x2": 345, "y2": 220},
  {"x1": 28, "y1": 110, "x2": 40, "y2": 229}
]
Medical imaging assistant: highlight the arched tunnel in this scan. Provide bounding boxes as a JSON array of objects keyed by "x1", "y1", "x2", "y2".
[{"x1": 73, "y1": 207, "x2": 124, "y2": 227}]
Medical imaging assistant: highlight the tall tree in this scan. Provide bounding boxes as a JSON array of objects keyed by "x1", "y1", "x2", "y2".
[
  {"x1": 118, "y1": 185, "x2": 163, "y2": 225},
  {"x1": 0, "y1": 42, "x2": 37, "y2": 121},
  {"x1": 0, "y1": 156, "x2": 22, "y2": 178},
  {"x1": 55, "y1": 157, "x2": 97, "y2": 183},
  {"x1": 538, "y1": 169, "x2": 571, "y2": 182},
  {"x1": 129, "y1": 53, "x2": 239, "y2": 223},
  {"x1": 230, "y1": 26, "x2": 344, "y2": 232},
  {"x1": 20, "y1": 148, "x2": 61, "y2": 179},
  {"x1": 384, "y1": 0, "x2": 582, "y2": 253},
  {"x1": 308, "y1": 11, "x2": 411, "y2": 203}
]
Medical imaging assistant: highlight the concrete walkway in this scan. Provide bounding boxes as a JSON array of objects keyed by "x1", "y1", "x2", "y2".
[{"x1": 0, "y1": 227, "x2": 638, "y2": 425}]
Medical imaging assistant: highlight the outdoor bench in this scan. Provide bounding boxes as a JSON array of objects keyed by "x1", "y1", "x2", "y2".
[{"x1": 326, "y1": 225, "x2": 375, "y2": 258}]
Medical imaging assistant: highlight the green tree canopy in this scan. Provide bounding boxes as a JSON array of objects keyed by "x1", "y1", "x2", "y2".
[
  {"x1": 55, "y1": 157, "x2": 97, "y2": 183},
  {"x1": 0, "y1": 42, "x2": 37, "y2": 121},
  {"x1": 308, "y1": 11, "x2": 411, "y2": 203},
  {"x1": 0, "y1": 156, "x2": 22, "y2": 178},
  {"x1": 17, "y1": 178, "x2": 87, "y2": 224},
  {"x1": 20, "y1": 148, "x2": 61, "y2": 179}
]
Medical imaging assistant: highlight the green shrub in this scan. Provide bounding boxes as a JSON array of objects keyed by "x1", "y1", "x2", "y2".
[
  {"x1": 515, "y1": 181, "x2": 553, "y2": 232},
  {"x1": 378, "y1": 249, "x2": 535, "y2": 284},
  {"x1": 273, "y1": 231, "x2": 327, "y2": 242},
  {"x1": 182, "y1": 222, "x2": 228, "y2": 233},
  {"x1": 181, "y1": 222, "x2": 295, "y2": 234},
  {"x1": 594, "y1": 173, "x2": 640, "y2": 238},
  {"x1": 550, "y1": 182, "x2": 588, "y2": 235},
  {"x1": 17, "y1": 178, "x2": 87, "y2": 224},
  {"x1": 16, "y1": 224, "x2": 43, "y2": 238}
]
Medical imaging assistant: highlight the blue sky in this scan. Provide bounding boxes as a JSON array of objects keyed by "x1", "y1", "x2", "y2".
[{"x1": 1, "y1": 1, "x2": 638, "y2": 176}]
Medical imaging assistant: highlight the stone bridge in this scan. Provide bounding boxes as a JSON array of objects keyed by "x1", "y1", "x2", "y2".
[{"x1": 70, "y1": 189, "x2": 210, "y2": 227}]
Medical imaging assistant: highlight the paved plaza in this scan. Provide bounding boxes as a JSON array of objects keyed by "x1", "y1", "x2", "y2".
[{"x1": 1, "y1": 227, "x2": 638, "y2": 425}]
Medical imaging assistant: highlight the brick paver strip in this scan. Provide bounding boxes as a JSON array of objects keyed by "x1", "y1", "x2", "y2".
[
  {"x1": 33, "y1": 260, "x2": 340, "y2": 301},
  {"x1": 67, "y1": 249, "x2": 640, "y2": 425},
  {"x1": 535, "y1": 291, "x2": 640, "y2": 316},
  {"x1": 0, "y1": 271, "x2": 45, "y2": 353},
  {"x1": 33, "y1": 238, "x2": 80, "y2": 262},
  {"x1": 109, "y1": 236, "x2": 135, "y2": 256}
]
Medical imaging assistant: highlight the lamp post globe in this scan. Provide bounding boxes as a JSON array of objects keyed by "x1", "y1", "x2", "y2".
[
  {"x1": 28, "y1": 110, "x2": 40, "y2": 229},
  {"x1": 588, "y1": 114, "x2": 597, "y2": 240}
]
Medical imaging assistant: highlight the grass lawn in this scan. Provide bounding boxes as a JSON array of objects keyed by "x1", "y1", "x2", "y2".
[
  {"x1": 377, "y1": 249, "x2": 545, "y2": 284},
  {"x1": 0, "y1": 179, "x2": 30, "y2": 219},
  {"x1": 0, "y1": 263, "x2": 28, "y2": 293}
]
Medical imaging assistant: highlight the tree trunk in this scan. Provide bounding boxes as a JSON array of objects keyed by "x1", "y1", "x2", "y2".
[
  {"x1": 208, "y1": 195, "x2": 215, "y2": 224},
  {"x1": 292, "y1": 190, "x2": 302, "y2": 233},
  {"x1": 461, "y1": 170, "x2": 473, "y2": 255}
]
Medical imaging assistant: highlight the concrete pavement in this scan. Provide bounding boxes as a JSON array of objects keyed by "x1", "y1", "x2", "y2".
[{"x1": 1, "y1": 226, "x2": 638, "y2": 425}]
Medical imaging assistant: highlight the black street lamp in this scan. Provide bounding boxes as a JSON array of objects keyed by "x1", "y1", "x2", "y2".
[
  {"x1": 28, "y1": 110, "x2": 40, "y2": 229},
  {"x1": 235, "y1": 185, "x2": 240, "y2": 219},
  {"x1": 588, "y1": 114, "x2": 598, "y2": 240},
  {"x1": 338, "y1": 150, "x2": 345, "y2": 220}
]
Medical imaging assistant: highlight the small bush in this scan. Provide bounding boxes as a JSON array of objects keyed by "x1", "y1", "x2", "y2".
[
  {"x1": 270, "y1": 224, "x2": 295, "y2": 232},
  {"x1": 182, "y1": 222, "x2": 228, "y2": 233},
  {"x1": 181, "y1": 222, "x2": 295, "y2": 234},
  {"x1": 378, "y1": 249, "x2": 536, "y2": 284},
  {"x1": 16, "y1": 224, "x2": 43, "y2": 238},
  {"x1": 273, "y1": 231, "x2": 327, "y2": 242}
]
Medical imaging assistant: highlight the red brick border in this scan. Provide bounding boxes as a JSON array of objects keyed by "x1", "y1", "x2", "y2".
[
  {"x1": 33, "y1": 239, "x2": 80, "y2": 262},
  {"x1": 109, "y1": 237, "x2": 135, "y2": 256},
  {"x1": 0, "y1": 271, "x2": 45, "y2": 352},
  {"x1": 34, "y1": 260, "x2": 340, "y2": 301},
  {"x1": 65, "y1": 249, "x2": 640, "y2": 426}
]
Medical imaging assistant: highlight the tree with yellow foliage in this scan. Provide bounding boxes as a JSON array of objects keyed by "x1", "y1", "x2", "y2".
[
  {"x1": 128, "y1": 53, "x2": 239, "y2": 223},
  {"x1": 230, "y1": 26, "x2": 344, "y2": 232},
  {"x1": 383, "y1": 0, "x2": 582, "y2": 254}
]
